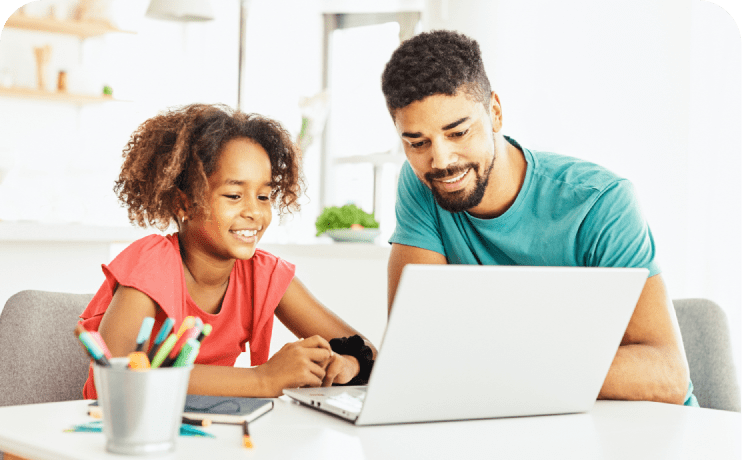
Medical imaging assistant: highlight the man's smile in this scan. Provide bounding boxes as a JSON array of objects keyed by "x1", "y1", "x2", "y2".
[{"x1": 430, "y1": 168, "x2": 472, "y2": 192}]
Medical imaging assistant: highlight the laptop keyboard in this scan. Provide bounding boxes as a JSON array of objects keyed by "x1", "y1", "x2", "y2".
[{"x1": 324, "y1": 389, "x2": 366, "y2": 414}]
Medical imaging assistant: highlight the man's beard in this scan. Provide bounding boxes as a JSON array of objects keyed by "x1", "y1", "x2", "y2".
[{"x1": 424, "y1": 152, "x2": 496, "y2": 214}]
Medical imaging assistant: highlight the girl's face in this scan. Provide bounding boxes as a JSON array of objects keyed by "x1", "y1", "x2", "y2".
[{"x1": 185, "y1": 137, "x2": 273, "y2": 261}]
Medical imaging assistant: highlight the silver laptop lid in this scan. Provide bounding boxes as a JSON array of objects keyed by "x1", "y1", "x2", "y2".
[{"x1": 355, "y1": 265, "x2": 648, "y2": 425}]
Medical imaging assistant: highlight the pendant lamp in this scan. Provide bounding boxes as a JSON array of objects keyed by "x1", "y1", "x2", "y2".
[{"x1": 145, "y1": 0, "x2": 214, "y2": 22}]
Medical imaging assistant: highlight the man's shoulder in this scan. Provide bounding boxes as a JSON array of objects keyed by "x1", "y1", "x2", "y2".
[{"x1": 528, "y1": 148, "x2": 624, "y2": 193}]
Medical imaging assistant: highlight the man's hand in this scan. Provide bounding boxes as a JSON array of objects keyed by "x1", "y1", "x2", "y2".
[{"x1": 598, "y1": 274, "x2": 689, "y2": 404}]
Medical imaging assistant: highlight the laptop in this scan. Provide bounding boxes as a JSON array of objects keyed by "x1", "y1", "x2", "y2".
[{"x1": 283, "y1": 264, "x2": 648, "y2": 426}]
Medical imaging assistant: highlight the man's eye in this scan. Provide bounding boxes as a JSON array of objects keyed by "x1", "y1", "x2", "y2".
[
  {"x1": 451, "y1": 129, "x2": 468, "y2": 138},
  {"x1": 410, "y1": 140, "x2": 426, "y2": 149}
]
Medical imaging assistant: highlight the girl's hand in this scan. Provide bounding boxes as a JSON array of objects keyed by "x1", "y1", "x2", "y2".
[
  {"x1": 322, "y1": 354, "x2": 360, "y2": 386},
  {"x1": 255, "y1": 335, "x2": 333, "y2": 396}
]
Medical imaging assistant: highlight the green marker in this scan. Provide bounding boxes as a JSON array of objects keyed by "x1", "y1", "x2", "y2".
[
  {"x1": 150, "y1": 334, "x2": 178, "y2": 368},
  {"x1": 196, "y1": 323, "x2": 212, "y2": 344},
  {"x1": 173, "y1": 339, "x2": 200, "y2": 367}
]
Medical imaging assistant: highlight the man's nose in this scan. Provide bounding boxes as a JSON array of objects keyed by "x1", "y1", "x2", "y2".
[{"x1": 430, "y1": 140, "x2": 458, "y2": 170}]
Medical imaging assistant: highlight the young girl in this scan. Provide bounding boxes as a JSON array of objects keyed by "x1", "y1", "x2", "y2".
[{"x1": 80, "y1": 103, "x2": 376, "y2": 398}]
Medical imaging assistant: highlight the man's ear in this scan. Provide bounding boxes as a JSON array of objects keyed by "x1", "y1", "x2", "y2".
[{"x1": 489, "y1": 91, "x2": 503, "y2": 133}]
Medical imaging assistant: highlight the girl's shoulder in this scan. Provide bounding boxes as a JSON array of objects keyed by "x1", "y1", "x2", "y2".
[
  {"x1": 128, "y1": 232, "x2": 177, "y2": 248},
  {"x1": 110, "y1": 233, "x2": 180, "y2": 269},
  {"x1": 234, "y1": 248, "x2": 296, "y2": 278}
]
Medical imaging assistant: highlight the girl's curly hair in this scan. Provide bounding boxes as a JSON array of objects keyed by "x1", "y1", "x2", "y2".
[{"x1": 115, "y1": 103, "x2": 303, "y2": 230}]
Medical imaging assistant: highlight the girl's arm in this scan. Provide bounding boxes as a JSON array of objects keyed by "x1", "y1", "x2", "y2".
[
  {"x1": 98, "y1": 285, "x2": 333, "y2": 397},
  {"x1": 274, "y1": 277, "x2": 378, "y2": 386}
]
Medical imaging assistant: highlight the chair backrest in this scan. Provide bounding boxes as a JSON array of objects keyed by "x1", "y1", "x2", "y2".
[
  {"x1": 0, "y1": 290, "x2": 94, "y2": 407},
  {"x1": 674, "y1": 298, "x2": 741, "y2": 412}
]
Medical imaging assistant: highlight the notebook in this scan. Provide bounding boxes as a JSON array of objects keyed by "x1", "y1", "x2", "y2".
[
  {"x1": 88, "y1": 395, "x2": 273, "y2": 424},
  {"x1": 183, "y1": 395, "x2": 273, "y2": 423},
  {"x1": 283, "y1": 264, "x2": 649, "y2": 426}
]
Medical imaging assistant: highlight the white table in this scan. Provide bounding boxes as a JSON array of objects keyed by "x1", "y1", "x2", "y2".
[{"x1": 0, "y1": 398, "x2": 738, "y2": 460}]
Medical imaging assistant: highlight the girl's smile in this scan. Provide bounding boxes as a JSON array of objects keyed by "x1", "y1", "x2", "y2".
[{"x1": 182, "y1": 137, "x2": 273, "y2": 263}]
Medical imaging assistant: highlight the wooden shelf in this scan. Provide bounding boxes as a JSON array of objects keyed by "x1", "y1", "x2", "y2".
[
  {"x1": 4, "y1": 14, "x2": 136, "y2": 38},
  {"x1": 0, "y1": 87, "x2": 126, "y2": 104}
]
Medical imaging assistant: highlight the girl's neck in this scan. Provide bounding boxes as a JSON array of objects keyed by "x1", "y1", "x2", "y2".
[{"x1": 177, "y1": 234, "x2": 235, "y2": 289}]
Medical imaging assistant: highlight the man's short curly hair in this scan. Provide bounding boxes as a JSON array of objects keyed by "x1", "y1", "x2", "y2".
[
  {"x1": 381, "y1": 30, "x2": 491, "y2": 116},
  {"x1": 114, "y1": 103, "x2": 303, "y2": 230}
]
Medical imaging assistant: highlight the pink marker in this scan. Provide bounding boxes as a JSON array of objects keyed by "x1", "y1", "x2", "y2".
[{"x1": 88, "y1": 331, "x2": 112, "y2": 359}]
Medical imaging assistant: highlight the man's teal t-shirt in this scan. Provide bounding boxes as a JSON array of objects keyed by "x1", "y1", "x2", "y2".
[{"x1": 390, "y1": 137, "x2": 698, "y2": 406}]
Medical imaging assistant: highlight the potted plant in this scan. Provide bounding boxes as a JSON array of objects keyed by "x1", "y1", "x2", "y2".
[{"x1": 315, "y1": 204, "x2": 380, "y2": 243}]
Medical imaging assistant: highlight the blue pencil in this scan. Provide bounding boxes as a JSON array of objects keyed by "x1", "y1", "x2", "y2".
[
  {"x1": 147, "y1": 317, "x2": 174, "y2": 362},
  {"x1": 135, "y1": 317, "x2": 155, "y2": 352}
]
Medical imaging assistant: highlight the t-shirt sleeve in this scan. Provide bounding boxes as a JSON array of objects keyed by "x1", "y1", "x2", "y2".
[
  {"x1": 79, "y1": 234, "x2": 182, "y2": 400},
  {"x1": 388, "y1": 162, "x2": 446, "y2": 255},
  {"x1": 576, "y1": 179, "x2": 661, "y2": 277},
  {"x1": 79, "y1": 235, "x2": 184, "y2": 329},
  {"x1": 248, "y1": 252, "x2": 295, "y2": 366}
]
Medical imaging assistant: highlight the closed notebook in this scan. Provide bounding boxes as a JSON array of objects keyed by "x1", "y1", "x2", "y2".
[
  {"x1": 183, "y1": 395, "x2": 274, "y2": 423},
  {"x1": 89, "y1": 395, "x2": 273, "y2": 424}
]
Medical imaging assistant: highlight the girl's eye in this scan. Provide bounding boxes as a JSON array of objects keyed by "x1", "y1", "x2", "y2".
[
  {"x1": 224, "y1": 194, "x2": 241, "y2": 200},
  {"x1": 258, "y1": 195, "x2": 270, "y2": 202}
]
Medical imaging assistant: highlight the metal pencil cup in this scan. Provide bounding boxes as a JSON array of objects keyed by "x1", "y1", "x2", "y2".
[{"x1": 93, "y1": 358, "x2": 192, "y2": 455}]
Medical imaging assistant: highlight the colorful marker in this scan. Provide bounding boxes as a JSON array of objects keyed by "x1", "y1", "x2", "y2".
[
  {"x1": 160, "y1": 327, "x2": 201, "y2": 368},
  {"x1": 128, "y1": 351, "x2": 151, "y2": 370},
  {"x1": 193, "y1": 317, "x2": 204, "y2": 334},
  {"x1": 77, "y1": 331, "x2": 111, "y2": 367},
  {"x1": 196, "y1": 324, "x2": 212, "y2": 344},
  {"x1": 135, "y1": 317, "x2": 155, "y2": 352},
  {"x1": 147, "y1": 317, "x2": 174, "y2": 362},
  {"x1": 150, "y1": 334, "x2": 178, "y2": 368},
  {"x1": 175, "y1": 317, "x2": 196, "y2": 339},
  {"x1": 88, "y1": 331, "x2": 112, "y2": 359},
  {"x1": 173, "y1": 339, "x2": 200, "y2": 367}
]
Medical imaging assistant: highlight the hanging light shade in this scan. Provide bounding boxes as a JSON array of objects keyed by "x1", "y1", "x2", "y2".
[{"x1": 145, "y1": 0, "x2": 214, "y2": 22}]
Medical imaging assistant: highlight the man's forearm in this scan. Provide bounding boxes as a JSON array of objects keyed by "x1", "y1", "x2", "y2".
[{"x1": 598, "y1": 343, "x2": 689, "y2": 404}]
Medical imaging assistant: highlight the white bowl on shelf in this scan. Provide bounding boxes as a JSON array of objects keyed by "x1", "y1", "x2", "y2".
[{"x1": 323, "y1": 228, "x2": 380, "y2": 243}]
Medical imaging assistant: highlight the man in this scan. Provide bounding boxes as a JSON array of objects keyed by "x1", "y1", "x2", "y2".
[{"x1": 381, "y1": 30, "x2": 696, "y2": 406}]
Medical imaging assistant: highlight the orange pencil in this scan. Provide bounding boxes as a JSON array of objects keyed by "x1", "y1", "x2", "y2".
[
  {"x1": 175, "y1": 316, "x2": 196, "y2": 339},
  {"x1": 182, "y1": 416, "x2": 211, "y2": 427},
  {"x1": 242, "y1": 420, "x2": 253, "y2": 448}
]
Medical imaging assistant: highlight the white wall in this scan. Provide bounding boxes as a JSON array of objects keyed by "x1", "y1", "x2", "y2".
[{"x1": 423, "y1": 0, "x2": 742, "y2": 379}]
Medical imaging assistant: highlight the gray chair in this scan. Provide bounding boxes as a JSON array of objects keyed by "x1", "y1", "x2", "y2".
[
  {"x1": 674, "y1": 298, "x2": 741, "y2": 412},
  {"x1": 0, "y1": 290, "x2": 94, "y2": 407}
]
